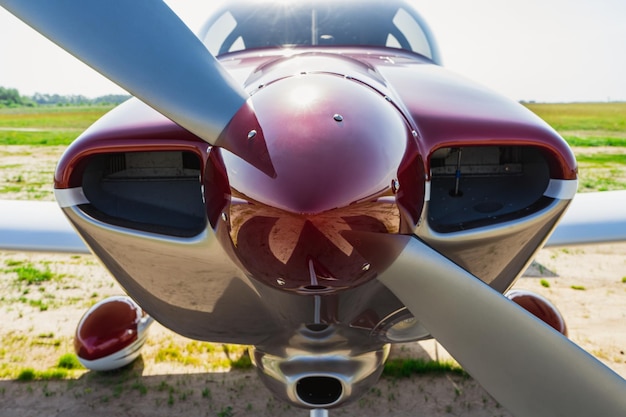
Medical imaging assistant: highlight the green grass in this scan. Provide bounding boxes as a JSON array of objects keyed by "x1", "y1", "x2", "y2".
[
  {"x1": 0, "y1": 105, "x2": 113, "y2": 145},
  {"x1": 16, "y1": 367, "x2": 69, "y2": 381},
  {"x1": 526, "y1": 104, "x2": 626, "y2": 170},
  {"x1": 576, "y1": 153, "x2": 626, "y2": 165},
  {"x1": 229, "y1": 352, "x2": 253, "y2": 369},
  {"x1": 8, "y1": 263, "x2": 55, "y2": 285},
  {"x1": 525, "y1": 102, "x2": 626, "y2": 133},
  {"x1": 563, "y1": 136, "x2": 626, "y2": 147},
  {"x1": 155, "y1": 346, "x2": 202, "y2": 366},
  {"x1": 575, "y1": 152, "x2": 626, "y2": 192},
  {"x1": 217, "y1": 406, "x2": 234, "y2": 417},
  {"x1": 516, "y1": 103, "x2": 626, "y2": 192},
  {"x1": 15, "y1": 368, "x2": 37, "y2": 382},
  {"x1": 57, "y1": 353, "x2": 84, "y2": 370},
  {"x1": 0, "y1": 130, "x2": 81, "y2": 146},
  {"x1": 383, "y1": 358, "x2": 467, "y2": 378},
  {"x1": 0, "y1": 105, "x2": 114, "y2": 128}
]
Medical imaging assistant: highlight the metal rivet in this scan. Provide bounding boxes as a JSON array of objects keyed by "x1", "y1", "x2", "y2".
[
  {"x1": 221, "y1": 213, "x2": 228, "y2": 222},
  {"x1": 333, "y1": 114, "x2": 344, "y2": 122},
  {"x1": 362, "y1": 263, "x2": 371, "y2": 272},
  {"x1": 276, "y1": 278, "x2": 286, "y2": 286},
  {"x1": 412, "y1": 130, "x2": 418, "y2": 137},
  {"x1": 392, "y1": 179, "x2": 400, "y2": 193},
  {"x1": 248, "y1": 130, "x2": 257, "y2": 140}
]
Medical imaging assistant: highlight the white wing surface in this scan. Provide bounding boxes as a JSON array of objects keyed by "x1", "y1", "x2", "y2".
[
  {"x1": 545, "y1": 190, "x2": 626, "y2": 247},
  {"x1": 0, "y1": 200, "x2": 88, "y2": 253}
]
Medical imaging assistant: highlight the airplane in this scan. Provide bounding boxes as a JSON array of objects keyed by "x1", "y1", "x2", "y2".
[{"x1": 0, "y1": 0, "x2": 625, "y2": 416}]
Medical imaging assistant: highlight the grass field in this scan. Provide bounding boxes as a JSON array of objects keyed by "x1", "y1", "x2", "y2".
[
  {"x1": 0, "y1": 102, "x2": 624, "y2": 199},
  {"x1": 525, "y1": 102, "x2": 626, "y2": 144},
  {"x1": 525, "y1": 102, "x2": 626, "y2": 191},
  {"x1": 0, "y1": 105, "x2": 114, "y2": 146}
]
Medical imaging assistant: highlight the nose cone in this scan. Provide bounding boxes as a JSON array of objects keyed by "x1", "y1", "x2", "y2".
[
  {"x1": 211, "y1": 74, "x2": 423, "y2": 292},
  {"x1": 223, "y1": 74, "x2": 409, "y2": 214}
]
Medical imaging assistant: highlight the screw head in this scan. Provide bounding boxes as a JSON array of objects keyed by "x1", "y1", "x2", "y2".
[
  {"x1": 248, "y1": 130, "x2": 257, "y2": 140},
  {"x1": 391, "y1": 179, "x2": 400, "y2": 193},
  {"x1": 333, "y1": 114, "x2": 344, "y2": 122}
]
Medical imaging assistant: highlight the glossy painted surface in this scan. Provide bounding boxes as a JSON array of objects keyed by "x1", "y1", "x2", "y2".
[
  {"x1": 214, "y1": 67, "x2": 424, "y2": 291},
  {"x1": 223, "y1": 73, "x2": 410, "y2": 214},
  {"x1": 54, "y1": 43, "x2": 577, "y2": 322},
  {"x1": 75, "y1": 296, "x2": 143, "y2": 361},
  {"x1": 51, "y1": 23, "x2": 585, "y2": 410},
  {"x1": 506, "y1": 289, "x2": 567, "y2": 336}
]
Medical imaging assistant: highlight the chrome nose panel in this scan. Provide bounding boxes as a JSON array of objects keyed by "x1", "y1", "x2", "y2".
[{"x1": 252, "y1": 335, "x2": 390, "y2": 409}]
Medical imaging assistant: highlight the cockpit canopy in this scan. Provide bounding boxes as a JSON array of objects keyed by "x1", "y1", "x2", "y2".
[{"x1": 199, "y1": 0, "x2": 441, "y2": 64}]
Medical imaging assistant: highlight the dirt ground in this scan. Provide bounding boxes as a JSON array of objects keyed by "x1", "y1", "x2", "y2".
[{"x1": 0, "y1": 242, "x2": 624, "y2": 417}]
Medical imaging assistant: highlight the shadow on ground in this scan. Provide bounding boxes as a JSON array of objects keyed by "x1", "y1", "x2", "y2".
[{"x1": 0, "y1": 347, "x2": 510, "y2": 417}]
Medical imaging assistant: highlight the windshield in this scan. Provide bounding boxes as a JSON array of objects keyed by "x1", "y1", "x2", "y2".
[{"x1": 199, "y1": 0, "x2": 441, "y2": 63}]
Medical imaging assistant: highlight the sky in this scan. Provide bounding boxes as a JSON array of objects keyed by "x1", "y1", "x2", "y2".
[{"x1": 0, "y1": 0, "x2": 624, "y2": 103}]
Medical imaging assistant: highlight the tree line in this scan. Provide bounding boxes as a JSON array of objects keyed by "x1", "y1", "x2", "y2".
[{"x1": 0, "y1": 86, "x2": 130, "y2": 108}]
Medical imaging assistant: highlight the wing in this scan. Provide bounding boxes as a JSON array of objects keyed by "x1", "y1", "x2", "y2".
[
  {"x1": 545, "y1": 190, "x2": 626, "y2": 246},
  {"x1": 0, "y1": 199, "x2": 88, "y2": 253},
  {"x1": 2, "y1": 191, "x2": 623, "y2": 254}
]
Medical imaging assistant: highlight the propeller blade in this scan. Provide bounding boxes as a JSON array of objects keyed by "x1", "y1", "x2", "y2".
[
  {"x1": 349, "y1": 233, "x2": 626, "y2": 417},
  {"x1": 0, "y1": 0, "x2": 247, "y2": 144}
]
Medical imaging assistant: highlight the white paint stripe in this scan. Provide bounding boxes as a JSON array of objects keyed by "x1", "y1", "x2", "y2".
[
  {"x1": 424, "y1": 181, "x2": 431, "y2": 202},
  {"x1": 544, "y1": 179, "x2": 578, "y2": 200},
  {"x1": 54, "y1": 188, "x2": 89, "y2": 207}
]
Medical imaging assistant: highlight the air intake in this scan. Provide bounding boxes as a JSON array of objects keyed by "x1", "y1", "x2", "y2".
[{"x1": 296, "y1": 376, "x2": 343, "y2": 406}]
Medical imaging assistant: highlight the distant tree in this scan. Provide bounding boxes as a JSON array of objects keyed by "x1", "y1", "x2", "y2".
[
  {"x1": 31, "y1": 92, "x2": 130, "y2": 106},
  {"x1": 92, "y1": 94, "x2": 131, "y2": 105},
  {"x1": 0, "y1": 86, "x2": 25, "y2": 107},
  {"x1": 1, "y1": 86, "x2": 130, "y2": 107}
]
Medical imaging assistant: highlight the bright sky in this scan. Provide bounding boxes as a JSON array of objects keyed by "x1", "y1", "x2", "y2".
[{"x1": 0, "y1": 0, "x2": 624, "y2": 102}]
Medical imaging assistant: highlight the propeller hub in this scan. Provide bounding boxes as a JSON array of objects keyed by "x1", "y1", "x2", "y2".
[{"x1": 209, "y1": 74, "x2": 425, "y2": 292}]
